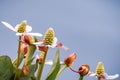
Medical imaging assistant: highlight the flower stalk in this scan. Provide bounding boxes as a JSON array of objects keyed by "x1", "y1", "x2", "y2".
[
  {"x1": 17, "y1": 36, "x2": 22, "y2": 68},
  {"x1": 79, "y1": 76, "x2": 83, "y2": 80},
  {"x1": 98, "y1": 77, "x2": 101, "y2": 80},
  {"x1": 36, "y1": 51, "x2": 48, "y2": 80},
  {"x1": 56, "y1": 64, "x2": 67, "y2": 78}
]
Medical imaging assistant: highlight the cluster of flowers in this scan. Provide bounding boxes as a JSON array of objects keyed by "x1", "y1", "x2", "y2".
[{"x1": 0, "y1": 20, "x2": 119, "y2": 80}]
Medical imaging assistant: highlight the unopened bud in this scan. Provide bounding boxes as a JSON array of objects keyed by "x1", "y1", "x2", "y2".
[
  {"x1": 24, "y1": 35, "x2": 35, "y2": 44},
  {"x1": 44, "y1": 28, "x2": 54, "y2": 45},
  {"x1": 23, "y1": 65, "x2": 29, "y2": 76},
  {"x1": 37, "y1": 52, "x2": 45, "y2": 64},
  {"x1": 38, "y1": 45, "x2": 48, "y2": 52},
  {"x1": 20, "y1": 43, "x2": 28, "y2": 54},
  {"x1": 64, "y1": 53, "x2": 76, "y2": 67},
  {"x1": 17, "y1": 20, "x2": 27, "y2": 33},
  {"x1": 78, "y1": 64, "x2": 90, "y2": 76}
]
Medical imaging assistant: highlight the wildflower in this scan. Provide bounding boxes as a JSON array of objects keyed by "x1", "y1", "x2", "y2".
[
  {"x1": 33, "y1": 28, "x2": 69, "y2": 52},
  {"x1": 33, "y1": 27, "x2": 57, "y2": 48},
  {"x1": 64, "y1": 53, "x2": 76, "y2": 67},
  {"x1": 89, "y1": 62, "x2": 119, "y2": 80},
  {"x1": 0, "y1": 20, "x2": 42, "y2": 37}
]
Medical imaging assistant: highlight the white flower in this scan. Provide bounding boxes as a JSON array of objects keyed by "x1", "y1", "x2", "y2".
[
  {"x1": 89, "y1": 72, "x2": 119, "y2": 80},
  {"x1": 33, "y1": 38, "x2": 69, "y2": 52},
  {"x1": 33, "y1": 37, "x2": 58, "y2": 48},
  {"x1": 88, "y1": 62, "x2": 119, "y2": 79},
  {"x1": 1, "y1": 20, "x2": 42, "y2": 37}
]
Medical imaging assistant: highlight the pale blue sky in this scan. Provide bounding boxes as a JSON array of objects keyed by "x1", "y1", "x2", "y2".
[{"x1": 0, "y1": 0, "x2": 120, "y2": 80}]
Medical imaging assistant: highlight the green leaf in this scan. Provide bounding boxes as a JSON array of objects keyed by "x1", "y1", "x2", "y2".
[
  {"x1": 12, "y1": 53, "x2": 24, "y2": 68},
  {"x1": 24, "y1": 44, "x2": 36, "y2": 65},
  {"x1": 0, "y1": 55, "x2": 13, "y2": 80},
  {"x1": 46, "y1": 49, "x2": 60, "y2": 80}
]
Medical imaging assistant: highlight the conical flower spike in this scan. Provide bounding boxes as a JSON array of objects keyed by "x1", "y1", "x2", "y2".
[
  {"x1": 16, "y1": 20, "x2": 27, "y2": 33},
  {"x1": 44, "y1": 28, "x2": 54, "y2": 45},
  {"x1": 96, "y1": 62, "x2": 105, "y2": 75}
]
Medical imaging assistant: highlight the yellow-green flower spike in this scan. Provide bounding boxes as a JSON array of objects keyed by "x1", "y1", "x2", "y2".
[
  {"x1": 96, "y1": 62, "x2": 105, "y2": 75},
  {"x1": 44, "y1": 28, "x2": 54, "y2": 45},
  {"x1": 17, "y1": 20, "x2": 27, "y2": 33}
]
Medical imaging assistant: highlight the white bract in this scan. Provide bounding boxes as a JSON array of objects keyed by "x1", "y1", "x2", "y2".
[
  {"x1": 33, "y1": 37, "x2": 58, "y2": 48},
  {"x1": 89, "y1": 72, "x2": 119, "y2": 79}
]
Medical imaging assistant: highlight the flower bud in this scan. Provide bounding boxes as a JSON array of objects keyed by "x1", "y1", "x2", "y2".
[
  {"x1": 78, "y1": 64, "x2": 90, "y2": 76},
  {"x1": 23, "y1": 65, "x2": 29, "y2": 76},
  {"x1": 38, "y1": 45, "x2": 48, "y2": 52},
  {"x1": 17, "y1": 20, "x2": 27, "y2": 33},
  {"x1": 20, "y1": 43, "x2": 28, "y2": 54},
  {"x1": 44, "y1": 28, "x2": 54, "y2": 45},
  {"x1": 37, "y1": 52, "x2": 45, "y2": 64},
  {"x1": 96, "y1": 62, "x2": 105, "y2": 75},
  {"x1": 64, "y1": 53, "x2": 76, "y2": 67},
  {"x1": 24, "y1": 35, "x2": 35, "y2": 44}
]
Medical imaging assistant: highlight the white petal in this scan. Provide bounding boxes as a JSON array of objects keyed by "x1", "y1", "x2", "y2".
[
  {"x1": 1, "y1": 21, "x2": 16, "y2": 32},
  {"x1": 45, "y1": 60, "x2": 64, "y2": 65},
  {"x1": 45, "y1": 60, "x2": 53, "y2": 65},
  {"x1": 16, "y1": 33, "x2": 23, "y2": 36},
  {"x1": 50, "y1": 37, "x2": 58, "y2": 48},
  {"x1": 88, "y1": 73, "x2": 96, "y2": 77},
  {"x1": 33, "y1": 42, "x2": 43, "y2": 46},
  {"x1": 105, "y1": 73, "x2": 119, "y2": 79},
  {"x1": 26, "y1": 25, "x2": 32, "y2": 32},
  {"x1": 15, "y1": 24, "x2": 19, "y2": 31},
  {"x1": 60, "y1": 61, "x2": 64, "y2": 65},
  {"x1": 25, "y1": 33, "x2": 43, "y2": 37},
  {"x1": 15, "y1": 24, "x2": 32, "y2": 32},
  {"x1": 62, "y1": 45, "x2": 69, "y2": 51},
  {"x1": 16, "y1": 32, "x2": 43, "y2": 37}
]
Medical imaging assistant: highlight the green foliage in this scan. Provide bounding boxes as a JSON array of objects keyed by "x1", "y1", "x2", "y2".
[
  {"x1": 0, "y1": 55, "x2": 13, "y2": 80},
  {"x1": 46, "y1": 49, "x2": 60, "y2": 80},
  {"x1": 23, "y1": 63, "x2": 38, "y2": 80},
  {"x1": 24, "y1": 45, "x2": 36, "y2": 65}
]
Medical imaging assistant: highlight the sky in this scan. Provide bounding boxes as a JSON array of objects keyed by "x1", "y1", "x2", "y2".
[{"x1": 0, "y1": 0, "x2": 120, "y2": 80}]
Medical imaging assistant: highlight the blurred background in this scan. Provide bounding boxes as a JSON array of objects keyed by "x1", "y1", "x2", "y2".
[{"x1": 0, "y1": 0, "x2": 120, "y2": 80}]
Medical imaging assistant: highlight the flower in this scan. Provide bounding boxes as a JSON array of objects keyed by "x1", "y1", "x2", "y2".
[
  {"x1": 0, "y1": 20, "x2": 42, "y2": 37},
  {"x1": 89, "y1": 62, "x2": 119, "y2": 79},
  {"x1": 33, "y1": 28, "x2": 69, "y2": 51},
  {"x1": 33, "y1": 27, "x2": 57, "y2": 48},
  {"x1": 64, "y1": 53, "x2": 76, "y2": 67}
]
